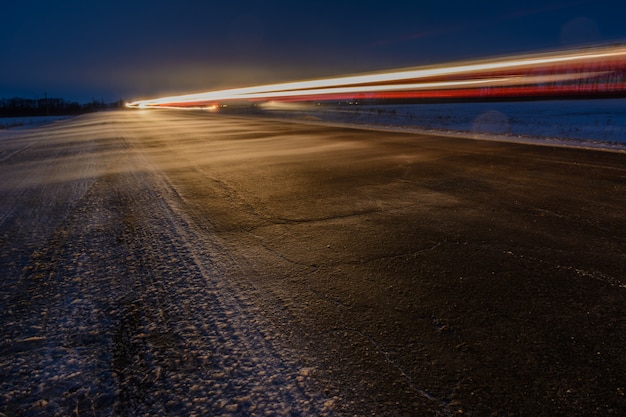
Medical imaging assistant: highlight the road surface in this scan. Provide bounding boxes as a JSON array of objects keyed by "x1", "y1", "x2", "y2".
[{"x1": 1, "y1": 110, "x2": 625, "y2": 416}]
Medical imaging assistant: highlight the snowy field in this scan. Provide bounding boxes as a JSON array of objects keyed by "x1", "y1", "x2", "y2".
[
  {"x1": 259, "y1": 98, "x2": 626, "y2": 152},
  {"x1": 3, "y1": 99, "x2": 625, "y2": 153},
  {"x1": 0, "y1": 115, "x2": 71, "y2": 130}
]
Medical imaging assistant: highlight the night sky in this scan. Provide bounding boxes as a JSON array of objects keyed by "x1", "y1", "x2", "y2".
[{"x1": 2, "y1": 0, "x2": 626, "y2": 103}]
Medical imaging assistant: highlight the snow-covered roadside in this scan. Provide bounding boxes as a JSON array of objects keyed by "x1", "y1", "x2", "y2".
[
  {"x1": 0, "y1": 115, "x2": 71, "y2": 130},
  {"x1": 258, "y1": 98, "x2": 626, "y2": 152}
]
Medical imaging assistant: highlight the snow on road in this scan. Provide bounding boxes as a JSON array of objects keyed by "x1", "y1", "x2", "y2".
[
  {"x1": 0, "y1": 113, "x2": 336, "y2": 416},
  {"x1": 2, "y1": 104, "x2": 625, "y2": 416}
]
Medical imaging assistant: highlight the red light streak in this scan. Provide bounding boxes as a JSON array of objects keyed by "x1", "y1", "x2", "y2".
[{"x1": 127, "y1": 44, "x2": 626, "y2": 109}]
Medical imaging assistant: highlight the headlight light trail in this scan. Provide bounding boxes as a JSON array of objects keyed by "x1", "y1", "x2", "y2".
[{"x1": 127, "y1": 44, "x2": 626, "y2": 109}]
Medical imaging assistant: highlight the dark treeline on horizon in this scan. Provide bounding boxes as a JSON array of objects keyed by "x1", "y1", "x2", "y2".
[{"x1": 0, "y1": 96, "x2": 125, "y2": 117}]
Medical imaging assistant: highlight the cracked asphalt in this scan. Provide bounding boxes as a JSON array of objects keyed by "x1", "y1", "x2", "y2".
[{"x1": 1, "y1": 110, "x2": 626, "y2": 416}]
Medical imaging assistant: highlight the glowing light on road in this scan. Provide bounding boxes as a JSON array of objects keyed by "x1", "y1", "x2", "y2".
[{"x1": 127, "y1": 44, "x2": 626, "y2": 108}]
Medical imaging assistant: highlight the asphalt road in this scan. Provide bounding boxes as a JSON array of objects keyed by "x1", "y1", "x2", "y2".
[{"x1": 1, "y1": 110, "x2": 625, "y2": 416}]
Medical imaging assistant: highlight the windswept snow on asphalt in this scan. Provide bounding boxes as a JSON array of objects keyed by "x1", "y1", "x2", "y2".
[
  {"x1": 0, "y1": 113, "x2": 337, "y2": 417},
  {"x1": 2, "y1": 108, "x2": 626, "y2": 417}
]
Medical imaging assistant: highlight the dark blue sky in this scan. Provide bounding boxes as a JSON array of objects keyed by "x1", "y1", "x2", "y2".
[{"x1": 2, "y1": 0, "x2": 625, "y2": 102}]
